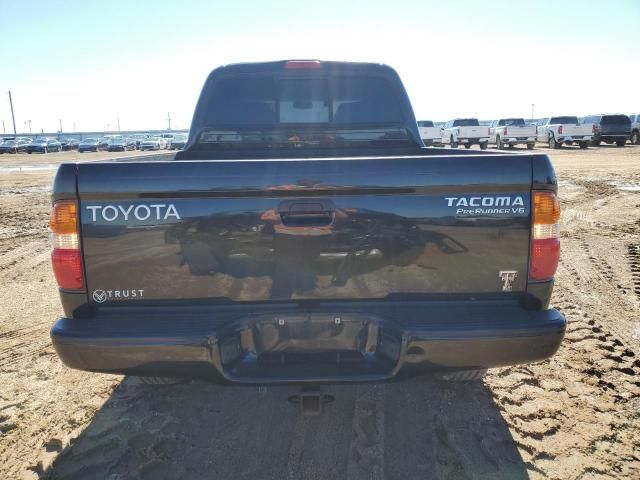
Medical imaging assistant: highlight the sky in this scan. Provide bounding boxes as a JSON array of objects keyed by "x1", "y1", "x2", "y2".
[{"x1": 0, "y1": 0, "x2": 638, "y2": 134}]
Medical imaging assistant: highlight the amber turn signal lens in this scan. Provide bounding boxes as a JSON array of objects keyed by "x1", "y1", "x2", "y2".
[
  {"x1": 50, "y1": 200, "x2": 78, "y2": 234},
  {"x1": 533, "y1": 191, "x2": 560, "y2": 225}
]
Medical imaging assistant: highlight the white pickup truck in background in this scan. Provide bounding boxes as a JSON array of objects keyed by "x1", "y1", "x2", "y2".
[
  {"x1": 489, "y1": 118, "x2": 536, "y2": 150},
  {"x1": 536, "y1": 116, "x2": 593, "y2": 149},
  {"x1": 441, "y1": 118, "x2": 489, "y2": 149},
  {"x1": 417, "y1": 120, "x2": 442, "y2": 146}
]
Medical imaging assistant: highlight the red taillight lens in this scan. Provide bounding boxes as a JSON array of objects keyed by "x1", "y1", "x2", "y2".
[
  {"x1": 51, "y1": 249, "x2": 84, "y2": 290},
  {"x1": 284, "y1": 60, "x2": 321, "y2": 69},
  {"x1": 592, "y1": 124, "x2": 598, "y2": 133},
  {"x1": 504, "y1": 127, "x2": 508, "y2": 136},
  {"x1": 50, "y1": 200, "x2": 84, "y2": 290},
  {"x1": 558, "y1": 125, "x2": 563, "y2": 134},
  {"x1": 530, "y1": 238, "x2": 560, "y2": 280},
  {"x1": 530, "y1": 191, "x2": 560, "y2": 281}
]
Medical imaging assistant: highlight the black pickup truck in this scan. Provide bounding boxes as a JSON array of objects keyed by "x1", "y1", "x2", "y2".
[{"x1": 50, "y1": 60, "x2": 565, "y2": 384}]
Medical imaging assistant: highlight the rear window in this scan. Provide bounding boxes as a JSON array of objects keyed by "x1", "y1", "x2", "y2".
[
  {"x1": 417, "y1": 121, "x2": 434, "y2": 127},
  {"x1": 204, "y1": 75, "x2": 404, "y2": 126},
  {"x1": 452, "y1": 119, "x2": 479, "y2": 127},
  {"x1": 550, "y1": 116, "x2": 578, "y2": 124},
  {"x1": 498, "y1": 118, "x2": 525, "y2": 127},
  {"x1": 601, "y1": 115, "x2": 631, "y2": 126}
]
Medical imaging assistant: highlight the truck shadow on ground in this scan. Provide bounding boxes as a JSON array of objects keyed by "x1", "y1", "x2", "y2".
[{"x1": 43, "y1": 376, "x2": 529, "y2": 480}]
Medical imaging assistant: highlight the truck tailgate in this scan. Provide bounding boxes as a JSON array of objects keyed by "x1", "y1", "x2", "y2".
[
  {"x1": 459, "y1": 126, "x2": 488, "y2": 138},
  {"x1": 563, "y1": 124, "x2": 591, "y2": 137},
  {"x1": 77, "y1": 154, "x2": 533, "y2": 303},
  {"x1": 506, "y1": 126, "x2": 536, "y2": 137}
]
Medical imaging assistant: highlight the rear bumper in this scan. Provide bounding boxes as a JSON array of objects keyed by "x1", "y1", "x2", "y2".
[
  {"x1": 503, "y1": 137, "x2": 536, "y2": 144},
  {"x1": 593, "y1": 134, "x2": 629, "y2": 142},
  {"x1": 458, "y1": 137, "x2": 489, "y2": 143},
  {"x1": 51, "y1": 300, "x2": 566, "y2": 384},
  {"x1": 557, "y1": 136, "x2": 591, "y2": 142}
]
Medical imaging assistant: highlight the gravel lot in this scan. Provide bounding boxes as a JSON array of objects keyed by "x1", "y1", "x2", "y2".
[{"x1": 0, "y1": 145, "x2": 638, "y2": 480}]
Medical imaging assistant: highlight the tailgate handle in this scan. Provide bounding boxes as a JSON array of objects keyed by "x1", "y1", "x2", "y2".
[{"x1": 278, "y1": 199, "x2": 335, "y2": 227}]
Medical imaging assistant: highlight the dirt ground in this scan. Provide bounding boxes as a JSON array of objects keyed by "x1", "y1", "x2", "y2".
[{"x1": 0, "y1": 145, "x2": 638, "y2": 480}]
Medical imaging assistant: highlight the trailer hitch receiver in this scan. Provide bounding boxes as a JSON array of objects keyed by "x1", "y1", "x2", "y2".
[{"x1": 288, "y1": 386, "x2": 334, "y2": 416}]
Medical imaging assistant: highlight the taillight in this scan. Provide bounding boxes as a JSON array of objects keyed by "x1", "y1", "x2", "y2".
[
  {"x1": 504, "y1": 127, "x2": 508, "y2": 136},
  {"x1": 558, "y1": 125, "x2": 563, "y2": 134},
  {"x1": 592, "y1": 124, "x2": 598, "y2": 133},
  {"x1": 530, "y1": 191, "x2": 560, "y2": 281},
  {"x1": 50, "y1": 200, "x2": 84, "y2": 290}
]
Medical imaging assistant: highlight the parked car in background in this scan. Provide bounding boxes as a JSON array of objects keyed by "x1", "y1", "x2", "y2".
[
  {"x1": 107, "y1": 137, "x2": 136, "y2": 152},
  {"x1": 536, "y1": 116, "x2": 592, "y2": 149},
  {"x1": 417, "y1": 120, "x2": 441, "y2": 146},
  {"x1": 78, "y1": 138, "x2": 103, "y2": 153},
  {"x1": 169, "y1": 134, "x2": 188, "y2": 150},
  {"x1": 27, "y1": 137, "x2": 62, "y2": 153},
  {"x1": 98, "y1": 138, "x2": 112, "y2": 150},
  {"x1": 582, "y1": 114, "x2": 631, "y2": 147},
  {"x1": 441, "y1": 118, "x2": 489, "y2": 149},
  {"x1": 0, "y1": 138, "x2": 30, "y2": 154},
  {"x1": 139, "y1": 137, "x2": 163, "y2": 151},
  {"x1": 130, "y1": 134, "x2": 148, "y2": 149},
  {"x1": 489, "y1": 118, "x2": 536, "y2": 150},
  {"x1": 60, "y1": 138, "x2": 80, "y2": 151},
  {"x1": 628, "y1": 113, "x2": 639, "y2": 145}
]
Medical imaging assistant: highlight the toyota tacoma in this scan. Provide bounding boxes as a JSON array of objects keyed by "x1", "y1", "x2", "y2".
[{"x1": 49, "y1": 60, "x2": 565, "y2": 385}]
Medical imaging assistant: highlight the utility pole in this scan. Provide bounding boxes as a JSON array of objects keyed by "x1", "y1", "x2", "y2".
[
  {"x1": 117, "y1": 117, "x2": 121, "y2": 132},
  {"x1": 59, "y1": 119, "x2": 63, "y2": 133},
  {"x1": 8, "y1": 91, "x2": 16, "y2": 135},
  {"x1": 27, "y1": 120, "x2": 31, "y2": 134},
  {"x1": 73, "y1": 121, "x2": 76, "y2": 133},
  {"x1": 166, "y1": 112, "x2": 171, "y2": 130},
  {"x1": 531, "y1": 104, "x2": 535, "y2": 120},
  {"x1": 1, "y1": 120, "x2": 5, "y2": 135}
]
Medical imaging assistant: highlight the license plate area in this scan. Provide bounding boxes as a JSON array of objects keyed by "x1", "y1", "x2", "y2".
[{"x1": 218, "y1": 313, "x2": 402, "y2": 381}]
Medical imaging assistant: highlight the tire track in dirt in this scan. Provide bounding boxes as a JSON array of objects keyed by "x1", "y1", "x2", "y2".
[
  {"x1": 627, "y1": 243, "x2": 640, "y2": 299},
  {"x1": 346, "y1": 384, "x2": 384, "y2": 480}
]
